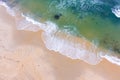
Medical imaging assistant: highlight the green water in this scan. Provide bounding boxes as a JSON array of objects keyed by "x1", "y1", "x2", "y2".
[{"x1": 6, "y1": 0, "x2": 120, "y2": 54}]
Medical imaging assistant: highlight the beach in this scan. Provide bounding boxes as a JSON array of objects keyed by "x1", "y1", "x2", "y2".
[{"x1": 0, "y1": 3, "x2": 120, "y2": 80}]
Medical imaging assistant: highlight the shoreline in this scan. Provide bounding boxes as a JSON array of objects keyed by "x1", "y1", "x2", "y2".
[
  {"x1": 0, "y1": 1, "x2": 120, "y2": 65},
  {"x1": 0, "y1": 1, "x2": 102, "y2": 65},
  {"x1": 0, "y1": 3, "x2": 120, "y2": 80}
]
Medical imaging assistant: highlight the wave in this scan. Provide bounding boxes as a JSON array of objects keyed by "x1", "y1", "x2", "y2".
[
  {"x1": 101, "y1": 54, "x2": 120, "y2": 66},
  {"x1": 0, "y1": 1, "x2": 15, "y2": 16},
  {"x1": 42, "y1": 31, "x2": 103, "y2": 65},
  {"x1": 20, "y1": 14, "x2": 58, "y2": 33},
  {"x1": 1, "y1": 0, "x2": 120, "y2": 66},
  {"x1": 112, "y1": 5, "x2": 120, "y2": 18}
]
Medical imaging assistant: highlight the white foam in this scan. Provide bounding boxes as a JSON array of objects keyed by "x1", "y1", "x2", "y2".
[
  {"x1": 18, "y1": 14, "x2": 103, "y2": 65},
  {"x1": 20, "y1": 14, "x2": 58, "y2": 33},
  {"x1": 0, "y1": 1, "x2": 15, "y2": 16},
  {"x1": 102, "y1": 55, "x2": 120, "y2": 66},
  {"x1": 112, "y1": 5, "x2": 120, "y2": 18},
  {"x1": 42, "y1": 32, "x2": 102, "y2": 65}
]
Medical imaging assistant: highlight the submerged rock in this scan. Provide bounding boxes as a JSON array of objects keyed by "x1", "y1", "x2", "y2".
[{"x1": 54, "y1": 13, "x2": 62, "y2": 20}]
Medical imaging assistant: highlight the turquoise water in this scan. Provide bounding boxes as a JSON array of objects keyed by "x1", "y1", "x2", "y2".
[{"x1": 4, "y1": 0, "x2": 120, "y2": 54}]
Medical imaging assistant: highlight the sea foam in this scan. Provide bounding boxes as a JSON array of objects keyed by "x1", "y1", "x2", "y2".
[
  {"x1": 101, "y1": 54, "x2": 120, "y2": 66},
  {"x1": 42, "y1": 32, "x2": 102, "y2": 65},
  {"x1": 0, "y1": 1, "x2": 15, "y2": 16},
  {"x1": 112, "y1": 5, "x2": 120, "y2": 18},
  {"x1": 20, "y1": 14, "x2": 58, "y2": 33}
]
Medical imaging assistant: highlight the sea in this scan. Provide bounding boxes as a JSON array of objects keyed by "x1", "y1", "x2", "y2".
[{"x1": 0, "y1": 0, "x2": 120, "y2": 65}]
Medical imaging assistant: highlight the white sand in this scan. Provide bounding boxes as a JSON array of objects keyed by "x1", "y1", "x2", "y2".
[{"x1": 0, "y1": 5, "x2": 120, "y2": 80}]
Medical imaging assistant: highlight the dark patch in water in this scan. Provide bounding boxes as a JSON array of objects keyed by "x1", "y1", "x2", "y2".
[
  {"x1": 54, "y1": 13, "x2": 62, "y2": 20},
  {"x1": 101, "y1": 34, "x2": 120, "y2": 54},
  {"x1": 112, "y1": 40, "x2": 120, "y2": 53}
]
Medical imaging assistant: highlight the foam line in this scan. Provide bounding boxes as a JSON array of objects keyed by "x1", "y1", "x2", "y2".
[
  {"x1": 0, "y1": 1, "x2": 15, "y2": 16},
  {"x1": 102, "y1": 55, "x2": 120, "y2": 66},
  {"x1": 112, "y1": 5, "x2": 120, "y2": 18}
]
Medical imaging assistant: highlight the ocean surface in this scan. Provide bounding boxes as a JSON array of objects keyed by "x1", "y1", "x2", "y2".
[{"x1": 0, "y1": 0, "x2": 120, "y2": 65}]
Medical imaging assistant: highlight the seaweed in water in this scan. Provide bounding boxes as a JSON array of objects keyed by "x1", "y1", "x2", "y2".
[
  {"x1": 112, "y1": 40, "x2": 120, "y2": 53},
  {"x1": 101, "y1": 35, "x2": 120, "y2": 54},
  {"x1": 54, "y1": 13, "x2": 62, "y2": 20}
]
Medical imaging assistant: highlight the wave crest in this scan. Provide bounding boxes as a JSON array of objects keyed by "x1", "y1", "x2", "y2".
[
  {"x1": 112, "y1": 5, "x2": 120, "y2": 18},
  {"x1": 42, "y1": 31, "x2": 102, "y2": 65}
]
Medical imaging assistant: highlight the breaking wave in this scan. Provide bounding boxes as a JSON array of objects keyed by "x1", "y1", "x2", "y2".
[
  {"x1": 101, "y1": 54, "x2": 120, "y2": 65},
  {"x1": 0, "y1": 1, "x2": 15, "y2": 16},
  {"x1": 112, "y1": 5, "x2": 120, "y2": 18},
  {"x1": 1, "y1": 0, "x2": 120, "y2": 65}
]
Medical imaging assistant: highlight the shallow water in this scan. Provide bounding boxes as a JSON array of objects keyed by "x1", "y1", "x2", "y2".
[{"x1": 1, "y1": 0, "x2": 120, "y2": 64}]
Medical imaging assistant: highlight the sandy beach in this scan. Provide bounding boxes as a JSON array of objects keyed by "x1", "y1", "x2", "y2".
[{"x1": 0, "y1": 4, "x2": 120, "y2": 80}]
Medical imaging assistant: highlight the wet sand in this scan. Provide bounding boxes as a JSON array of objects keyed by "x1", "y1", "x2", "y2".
[{"x1": 0, "y1": 5, "x2": 120, "y2": 80}]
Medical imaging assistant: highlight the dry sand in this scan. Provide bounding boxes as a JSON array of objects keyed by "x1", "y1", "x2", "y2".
[{"x1": 0, "y1": 5, "x2": 120, "y2": 80}]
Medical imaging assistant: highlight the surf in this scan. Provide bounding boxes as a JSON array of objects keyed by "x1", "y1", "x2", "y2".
[{"x1": 112, "y1": 5, "x2": 120, "y2": 18}]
